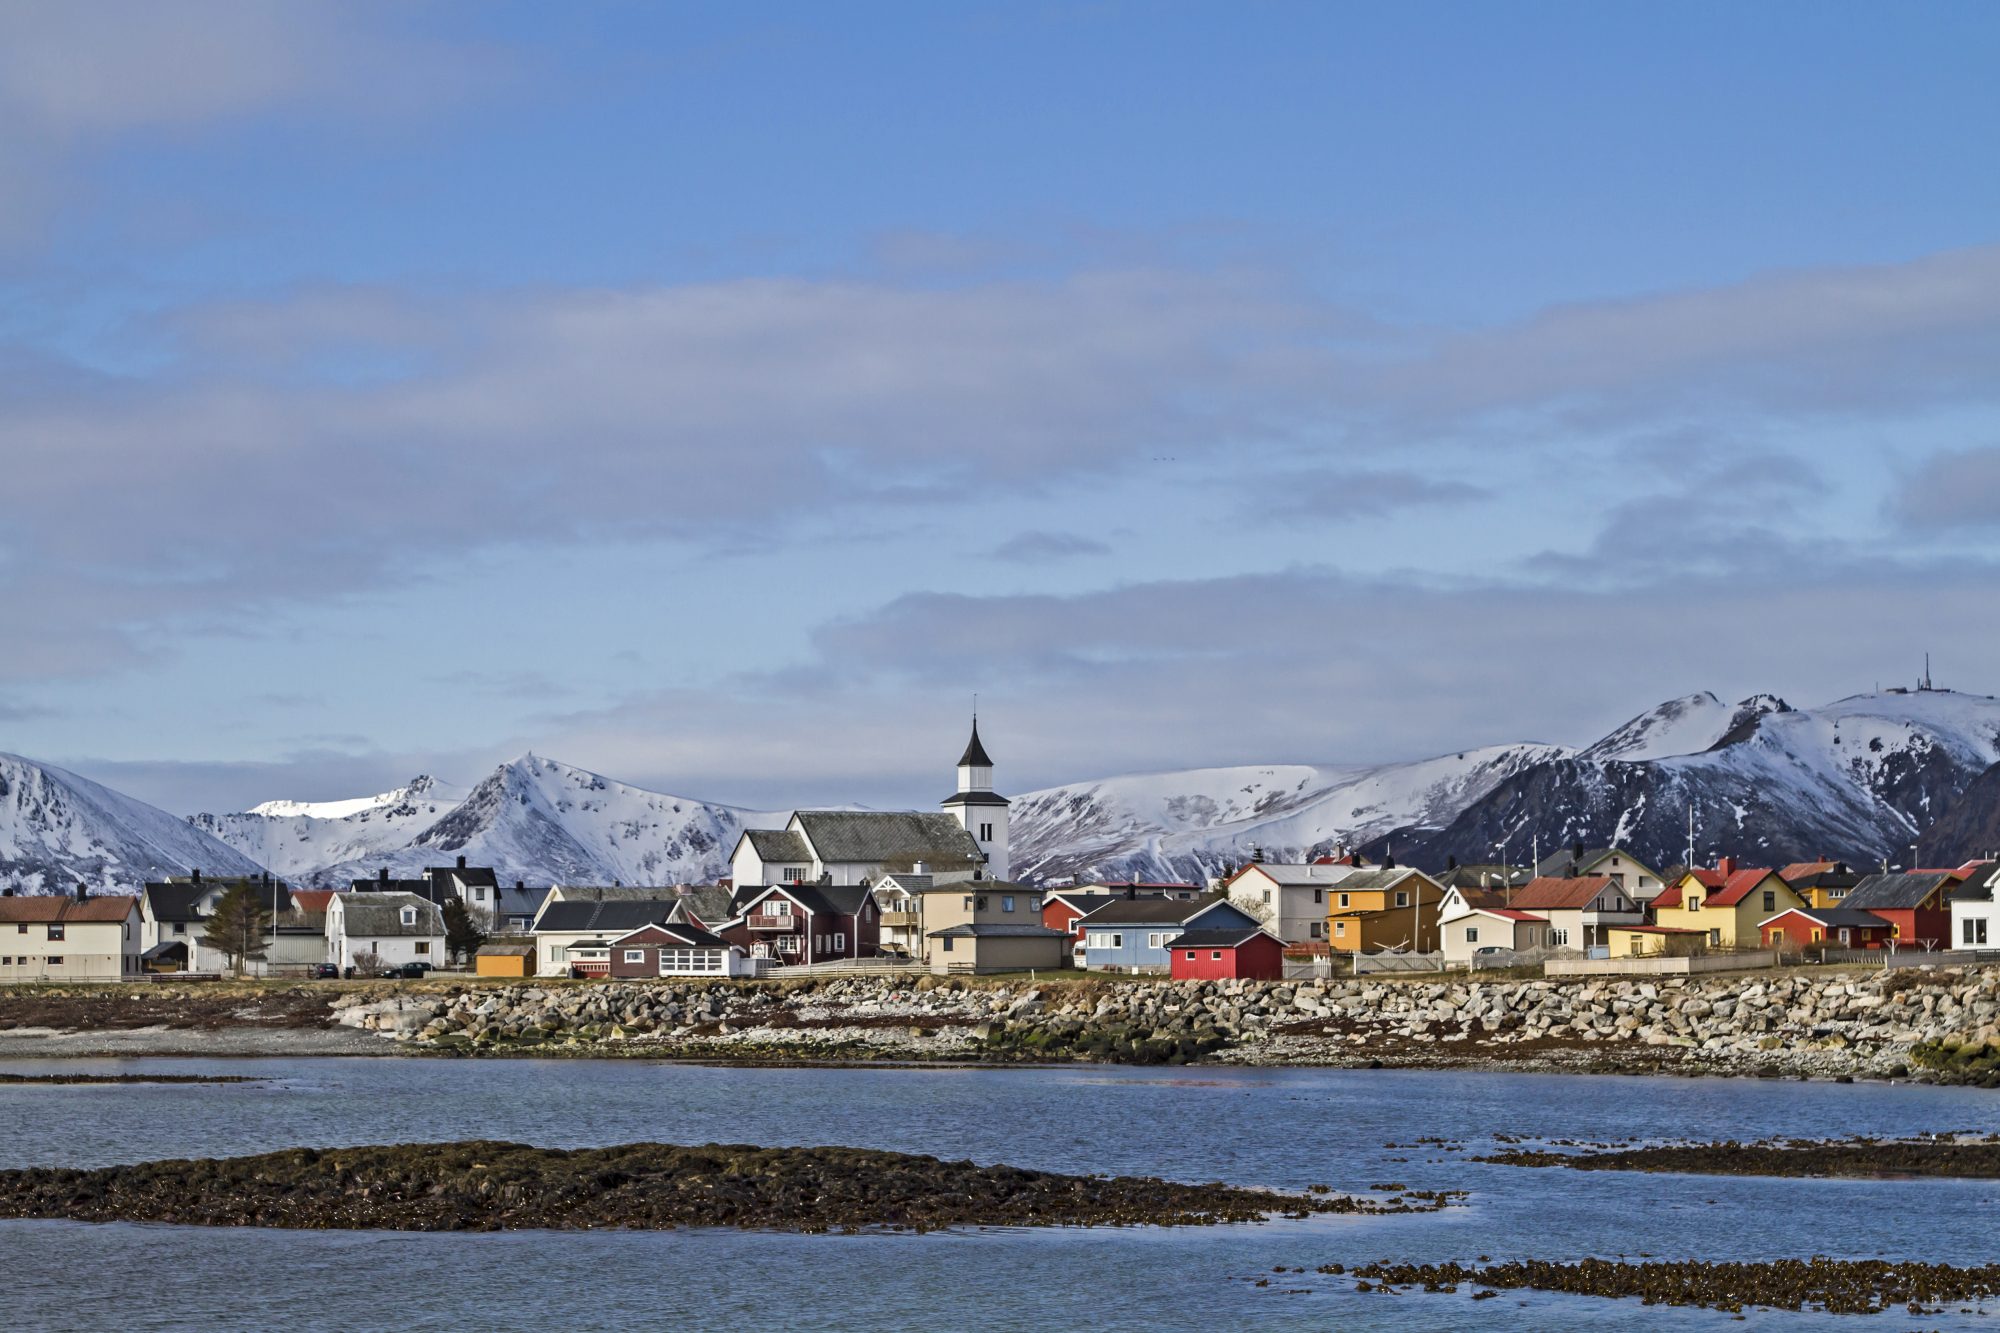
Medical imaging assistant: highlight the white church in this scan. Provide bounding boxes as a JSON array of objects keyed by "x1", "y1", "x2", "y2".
[{"x1": 727, "y1": 720, "x2": 1011, "y2": 890}]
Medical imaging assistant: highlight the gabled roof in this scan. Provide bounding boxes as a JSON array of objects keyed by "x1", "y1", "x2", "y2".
[
  {"x1": 1510, "y1": 876, "x2": 1618, "y2": 911},
  {"x1": 141, "y1": 881, "x2": 207, "y2": 923},
  {"x1": 534, "y1": 898, "x2": 677, "y2": 934},
  {"x1": 667, "y1": 886, "x2": 736, "y2": 928},
  {"x1": 1844, "y1": 872, "x2": 1955, "y2": 911},
  {"x1": 1470, "y1": 907, "x2": 1546, "y2": 922},
  {"x1": 741, "y1": 828, "x2": 812, "y2": 864},
  {"x1": 793, "y1": 810, "x2": 983, "y2": 869},
  {"x1": 333, "y1": 892, "x2": 444, "y2": 937},
  {"x1": 1325, "y1": 867, "x2": 1439, "y2": 894},
  {"x1": 928, "y1": 922, "x2": 1066, "y2": 938},
  {"x1": 1533, "y1": 846, "x2": 1653, "y2": 877},
  {"x1": 740, "y1": 881, "x2": 875, "y2": 919},
  {"x1": 1758, "y1": 905, "x2": 1893, "y2": 930},
  {"x1": 0, "y1": 894, "x2": 138, "y2": 924},
  {"x1": 609, "y1": 921, "x2": 731, "y2": 949},
  {"x1": 1229, "y1": 862, "x2": 1360, "y2": 888},
  {"x1": 289, "y1": 889, "x2": 338, "y2": 914},
  {"x1": 350, "y1": 876, "x2": 438, "y2": 901},
  {"x1": 1076, "y1": 893, "x2": 1229, "y2": 927},
  {"x1": 1708, "y1": 868, "x2": 1784, "y2": 907},
  {"x1": 1163, "y1": 926, "x2": 1279, "y2": 949},
  {"x1": 1780, "y1": 860, "x2": 1835, "y2": 881},
  {"x1": 426, "y1": 864, "x2": 499, "y2": 889}
]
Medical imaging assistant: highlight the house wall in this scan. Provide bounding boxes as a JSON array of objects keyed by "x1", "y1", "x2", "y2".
[
  {"x1": 1328, "y1": 907, "x2": 1439, "y2": 954},
  {"x1": 331, "y1": 930, "x2": 441, "y2": 971},
  {"x1": 1170, "y1": 935, "x2": 1283, "y2": 981},
  {"x1": 1440, "y1": 913, "x2": 1544, "y2": 962},
  {"x1": 1952, "y1": 898, "x2": 2000, "y2": 950},
  {"x1": 933, "y1": 932, "x2": 1063, "y2": 975},
  {"x1": 476, "y1": 953, "x2": 534, "y2": 977},
  {"x1": 1760, "y1": 915, "x2": 1826, "y2": 951},
  {"x1": 1226, "y1": 868, "x2": 1335, "y2": 944},
  {"x1": 0, "y1": 915, "x2": 139, "y2": 982},
  {"x1": 1870, "y1": 907, "x2": 1952, "y2": 950},
  {"x1": 1082, "y1": 903, "x2": 1258, "y2": 971},
  {"x1": 920, "y1": 885, "x2": 1043, "y2": 967}
]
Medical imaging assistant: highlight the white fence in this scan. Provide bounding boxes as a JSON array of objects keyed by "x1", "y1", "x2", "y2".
[{"x1": 760, "y1": 958, "x2": 926, "y2": 979}]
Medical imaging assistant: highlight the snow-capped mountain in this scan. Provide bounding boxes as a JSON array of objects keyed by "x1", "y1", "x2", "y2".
[
  {"x1": 188, "y1": 774, "x2": 469, "y2": 882},
  {"x1": 198, "y1": 754, "x2": 789, "y2": 888},
  {"x1": 1371, "y1": 690, "x2": 2000, "y2": 872},
  {"x1": 1008, "y1": 743, "x2": 1567, "y2": 885},
  {"x1": 0, "y1": 752, "x2": 266, "y2": 893},
  {"x1": 1579, "y1": 692, "x2": 1790, "y2": 762}
]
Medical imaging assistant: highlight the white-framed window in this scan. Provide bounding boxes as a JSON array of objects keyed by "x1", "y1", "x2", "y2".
[
  {"x1": 1965, "y1": 918, "x2": 1988, "y2": 946},
  {"x1": 833, "y1": 932, "x2": 845, "y2": 951},
  {"x1": 1338, "y1": 893, "x2": 1349, "y2": 908},
  {"x1": 1111, "y1": 932, "x2": 1123, "y2": 948},
  {"x1": 1394, "y1": 891, "x2": 1408, "y2": 907},
  {"x1": 414, "y1": 941, "x2": 430, "y2": 954},
  {"x1": 1465, "y1": 926, "x2": 1479, "y2": 943},
  {"x1": 782, "y1": 867, "x2": 805, "y2": 883},
  {"x1": 400, "y1": 907, "x2": 417, "y2": 926},
  {"x1": 1334, "y1": 922, "x2": 1345, "y2": 937},
  {"x1": 1211, "y1": 951, "x2": 1223, "y2": 960},
  {"x1": 625, "y1": 949, "x2": 645, "y2": 962},
  {"x1": 1552, "y1": 928, "x2": 1569, "y2": 946},
  {"x1": 1261, "y1": 889, "x2": 1271, "y2": 904},
  {"x1": 659, "y1": 948, "x2": 723, "y2": 973},
  {"x1": 1002, "y1": 896, "x2": 1016, "y2": 912},
  {"x1": 475, "y1": 887, "x2": 487, "y2": 902},
  {"x1": 1184, "y1": 950, "x2": 1196, "y2": 960},
  {"x1": 172, "y1": 923, "x2": 185, "y2": 936},
  {"x1": 1147, "y1": 932, "x2": 1164, "y2": 949}
]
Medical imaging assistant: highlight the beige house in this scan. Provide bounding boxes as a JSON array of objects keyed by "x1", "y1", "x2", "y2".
[
  {"x1": 0, "y1": 890, "x2": 142, "y2": 982},
  {"x1": 920, "y1": 879, "x2": 1066, "y2": 975}
]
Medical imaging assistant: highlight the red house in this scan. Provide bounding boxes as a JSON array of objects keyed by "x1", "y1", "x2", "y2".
[
  {"x1": 718, "y1": 882, "x2": 881, "y2": 966},
  {"x1": 1164, "y1": 925, "x2": 1286, "y2": 981},
  {"x1": 1842, "y1": 872, "x2": 1958, "y2": 950},
  {"x1": 1758, "y1": 906, "x2": 1894, "y2": 952},
  {"x1": 607, "y1": 921, "x2": 746, "y2": 977}
]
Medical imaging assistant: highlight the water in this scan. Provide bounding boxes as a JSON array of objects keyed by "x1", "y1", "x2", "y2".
[{"x1": 3, "y1": 1057, "x2": 1999, "y2": 1330}]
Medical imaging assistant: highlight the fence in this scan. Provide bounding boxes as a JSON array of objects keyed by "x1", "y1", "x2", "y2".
[
  {"x1": 760, "y1": 958, "x2": 926, "y2": 979},
  {"x1": 1352, "y1": 951, "x2": 1448, "y2": 975},
  {"x1": 1546, "y1": 950, "x2": 1777, "y2": 977},
  {"x1": 1817, "y1": 948, "x2": 1994, "y2": 969}
]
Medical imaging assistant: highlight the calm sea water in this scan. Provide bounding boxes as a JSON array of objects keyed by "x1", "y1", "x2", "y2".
[{"x1": 2, "y1": 1057, "x2": 1998, "y2": 1331}]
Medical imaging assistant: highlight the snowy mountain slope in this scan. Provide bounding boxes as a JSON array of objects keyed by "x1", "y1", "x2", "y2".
[
  {"x1": 1382, "y1": 690, "x2": 2000, "y2": 871},
  {"x1": 223, "y1": 755, "x2": 794, "y2": 888},
  {"x1": 0, "y1": 753, "x2": 267, "y2": 893},
  {"x1": 1009, "y1": 743, "x2": 1568, "y2": 885},
  {"x1": 189, "y1": 775, "x2": 468, "y2": 882},
  {"x1": 1580, "y1": 692, "x2": 1790, "y2": 762}
]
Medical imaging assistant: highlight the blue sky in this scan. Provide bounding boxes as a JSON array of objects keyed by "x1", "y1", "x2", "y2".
[{"x1": 3, "y1": 1, "x2": 1999, "y2": 813}]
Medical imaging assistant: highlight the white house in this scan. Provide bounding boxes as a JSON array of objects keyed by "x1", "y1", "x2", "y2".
[
  {"x1": 139, "y1": 872, "x2": 293, "y2": 974},
  {"x1": 1222, "y1": 862, "x2": 1365, "y2": 944},
  {"x1": 1950, "y1": 864, "x2": 2000, "y2": 952},
  {"x1": 727, "y1": 721, "x2": 1006, "y2": 889},
  {"x1": 0, "y1": 889, "x2": 141, "y2": 982},
  {"x1": 326, "y1": 892, "x2": 446, "y2": 974},
  {"x1": 1533, "y1": 845, "x2": 1668, "y2": 904},
  {"x1": 1439, "y1": 904, "x2": 1552, "y2": 964}
]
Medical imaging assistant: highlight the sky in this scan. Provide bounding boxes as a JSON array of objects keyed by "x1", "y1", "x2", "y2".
[{"x1": 3, "y1": 1, "x2": 1999, "y2": 815}]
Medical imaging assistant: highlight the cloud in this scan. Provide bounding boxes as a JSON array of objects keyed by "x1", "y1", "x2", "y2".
[
  {"x1": 990, "y1": 531, "x2": 1112, "y2": 564},
  {"x1": 1252, "y1": 469, "x2": 1487, "y2": 522},
  {"x1": 0, "y1": 2, "x2": 498, "y2": 242},
  {"x1": 1888, "y1": 446, "x2": 2000, "y2": 530}
]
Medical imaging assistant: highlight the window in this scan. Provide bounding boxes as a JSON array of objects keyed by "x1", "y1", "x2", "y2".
[
  {"x1": 941, "y1": 935, "x2": 954, "y2": 952},
  {"x1": 1147, "y1": 932, "x2": 1164, "y2": 949},
  {"x1": 1211, "y1": 951, "x2": 1223, "y2": 961},
  {"x1": 1708, "y1": 928, "x2": 1721, "y2": 947},
  {"x1": 1551, "y1": 928, "x2": 1569, "y2": 946},
  {"x1": 982, "y1": 823, "x2": 996, "y2": 841},
  {"x1": 1309, "y1": 921, "x2": 1322, "y2": 938},
  {"x1": 1338, "y1": 893, "x2": 1350, "y2": 908},
  {"x1": 172, "y1": 923, "x2": 185, "y2": 936},
  {"x1": 1313, "y1": 888, "x2": 1323, "y2": 904},
  {"x1": 47, "y1": 956, "x2": 63, "y2": 965},
  {"x1": 1810, "y1": 930, "x2": 1823, "y2": 943},
  {"x1": 863, "y1": 904, "x2": 874, "y2": 921},
  {"x1": 833, "y1": 932, "x2": 845, "y2": 951},
  {"x1": 1687, "y1": 895, "x2": 1701, "y2": 911},
  {"x1": 1110, "y1": 932, "x2": 1123, "y2": 948},
  {"x1": 1966, "y1": 918, "x2": 1989, "y2": 946},
  {"x1": 1001, "y1": 896, "x2": 1015, "y2": 913},
  {"x1": 1029, "y1": 897, "x2": 1042, "y2": 913},
  {"x1": 963, "y1": 896, "x2": 974, "y2": 910},
  {"x1": 13, "y1": 924, "x2": 23, "y2": 934},
  {"x1": 1762, "y1": 891, "x2": 1776, "y2": 912},
  {"x1": 976, "y1": 897, "x2": 989, "y2": 912},
  {"x1": 625, "y1": 949, "x2": 646, "y2": 963},
  {"x1": 400, "y1": 907, "x2": 416, "y2": 926},
  {"x1": 1334, "y1": 922, "x2": 1345, "y2": 938},
  {"x1": 474, "y1": 887, "x2": 487, "y2": 902},
  {"x1": 1394, "y1": 891, "x2": 1408, "y2": 908},
  {"x1": 767, "y1": 899, "x2": 792, "y2": 917},
  {"x1": 414, "y1": 941, "x2": 430, "y2": 955},
  {"x1": 47, "y1": 924, "x2": 64, "y2": 941},
  {"x1": 1185, "y1": 950, "x2": 1196, "y2": 961},
  {"x1": 783, "y1": 867, "x2": 806, "y2": 883},
  {"x1": 1261, "y1": 889, "x2": 1271, "y2": 904},
  {"x1": 1465, "y1": 927, "x2": 1479, "y2": 943}
]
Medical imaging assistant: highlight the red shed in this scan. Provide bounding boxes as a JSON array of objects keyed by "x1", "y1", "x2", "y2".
[
  {"x1": 1758, "y1": 906, "x2": 1894, "y2": 952},
  {"x1": 1164, "y1": 925, "x2": 1286, "y2": 981}
]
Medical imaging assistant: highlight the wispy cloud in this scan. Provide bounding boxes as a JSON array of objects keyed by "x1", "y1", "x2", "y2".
[{"x1": 990, "y1": 531, "x2": 1112, "y2": 563}]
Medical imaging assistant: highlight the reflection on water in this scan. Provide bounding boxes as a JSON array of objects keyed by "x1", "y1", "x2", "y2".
[{"x1": 3, "y1": 1057, "x2": 1999, "y2": 1330}]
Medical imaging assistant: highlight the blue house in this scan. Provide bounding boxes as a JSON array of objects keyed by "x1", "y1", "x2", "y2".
[{"x1": 1076, "y1": 894, "x2": 1260, "y2": 973}]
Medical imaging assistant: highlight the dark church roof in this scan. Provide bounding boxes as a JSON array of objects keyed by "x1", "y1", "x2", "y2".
[{"x1": 957, "y1": 720, "x2": 994, "y2": 769}]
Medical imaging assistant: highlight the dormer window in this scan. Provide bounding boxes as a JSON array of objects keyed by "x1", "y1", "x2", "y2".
[{"x1": 400, "y1": 907, "x2": 417, "y2": 926}]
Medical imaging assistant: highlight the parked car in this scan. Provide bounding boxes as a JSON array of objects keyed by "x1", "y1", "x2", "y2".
[
  {"x1": 309, "y1": 963, "x2": 339, "y2": 979},
  {"x1": 380, "y1": 961, "x2": 429, "y2": 979}
]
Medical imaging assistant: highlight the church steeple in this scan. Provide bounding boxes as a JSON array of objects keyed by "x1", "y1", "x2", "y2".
[{"x1": 943, "y1": 715, "x2": 1009, "y2": 880}]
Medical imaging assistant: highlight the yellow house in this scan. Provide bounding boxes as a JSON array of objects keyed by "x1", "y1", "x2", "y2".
[
  {"x1": 1780, "y1": 862, "x2": 1862, "y2": 910},
  {"x1": 1325, "y1": 868, "x2": 1444, "y2": 954},
  {"x1": 1649, "y1": 861, "x2": 1804, "y2": 950}
]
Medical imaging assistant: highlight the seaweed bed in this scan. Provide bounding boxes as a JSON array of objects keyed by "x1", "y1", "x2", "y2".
[
  {"x1": 1477, "y1": 1134, "x2": 2000, "y2": 1180},
  {"x1": 1334, "y1": 1257, "x2": 2000, "y2": 1315},
  {"x1": 0, "y1": 1140, "x2": 1454, "y2": 1232},
  {"x1": 0, "y1": 1074, "x2": 256, "y2": 1086}
]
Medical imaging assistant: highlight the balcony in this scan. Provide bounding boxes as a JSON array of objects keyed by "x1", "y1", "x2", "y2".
[
  {"x1": 879, "y1": 911, "x2": 920, "y2": 928},
  {"x1": 747, "y1": 912, "x2": 799, "y2": 930}
]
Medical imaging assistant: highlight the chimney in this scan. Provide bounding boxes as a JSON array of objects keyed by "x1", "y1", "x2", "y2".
[
  {"x1": 1383, "y1": 855, "x2": 1397, "y2": 870},
  {"x1": 1717, "y1": 855, "x2": 1737, "y2": 876},
  {"x1": 1252, "y1": 845, "x2": 1265, "y2": 864},
  {"x1": 2, "y1": 887, "x2": 12, "y2": 897},
  {"x1": 914, "y1": 860, "x2": 928, "y2": 876},
  {"x1": 1446, "y1": 855, "x2": 1458, "y2": 871},
  {"x1": 1835, "y1": 861, "x2": 1848, "y2": 875},
  {"x1": 1125, "y1": 885, "x2": 1136, "y2": 899},
  {"x1": 379, "y1": 867, "x2": 390, "y2": 884},
  {"x1": 75, "y1": 882, "x2": 88, "y2": 901},
  {"x1": 1572, "y1": 840, "x2": 1584, "y2": 861},
  {"x1": 457, "y1": 855, "x2": 467, "y2": 870},
  {"x1": 515, "y1": 880, "x2": 524, "y2": 890},
  {"x1": 192, "y1": 868, "x2": 202, "y2": 884}
]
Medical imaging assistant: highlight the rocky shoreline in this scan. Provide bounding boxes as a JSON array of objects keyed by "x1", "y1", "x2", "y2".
[
  {"x1": 1479, "y1": 1133, "x2": 2000, "y2": 1179},
  {"x1": 323, "y1": 965, "x2": 2000, "y2": 1082},
  {"x1": 0, "y1": 1140, "x2": 1447, "y2": 1232}
]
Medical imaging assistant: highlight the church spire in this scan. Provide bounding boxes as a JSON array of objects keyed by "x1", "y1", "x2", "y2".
[{"x1": 957, "y1": 717, "x2": 994, "y2": 770}]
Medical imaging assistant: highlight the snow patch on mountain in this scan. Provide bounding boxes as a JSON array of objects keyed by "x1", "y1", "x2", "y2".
[
  {"x1": 246, "y1": 775, "x2": 462, "y2": 821},
  {"x1": 0, "y1": 753, "x2": 267, "y2": 893},
  {"x1": 191, "y1": 774, "x2": 469, "y2": 882},
  {"x1": 1581, "y1": 692, "x2": 1790, "y2": 762}
]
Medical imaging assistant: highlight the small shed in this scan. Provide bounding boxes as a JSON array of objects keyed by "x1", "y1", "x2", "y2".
[
  {"x1": 1758, "y1": 906, "x2": 1893, "y2": 953},
  {"x1": 1165, "y1": 926, "x2": 1286, "y2": 981},
  {"x1": 475, "y1": 941, "x2": 537, "y2": 978}
]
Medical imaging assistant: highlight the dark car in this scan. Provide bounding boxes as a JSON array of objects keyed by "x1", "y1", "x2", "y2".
[
  {"x1": 309, "y1": 963, "x2": 339, "y2": 979},
  {"x1": 380, "y1": 962, "x2": 429, "y2": 979}
]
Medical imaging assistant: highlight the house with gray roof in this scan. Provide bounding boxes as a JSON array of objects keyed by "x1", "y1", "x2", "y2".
[
  {"x1": 727, "y1": 721, "x2": 1011, "y2": 891},
  {"x1": 325, "y1": 891, "x2": 445, "y2": 974},
  {"x1": 1532, "y1": 844, "x2": 1667, "y2": 903}
]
